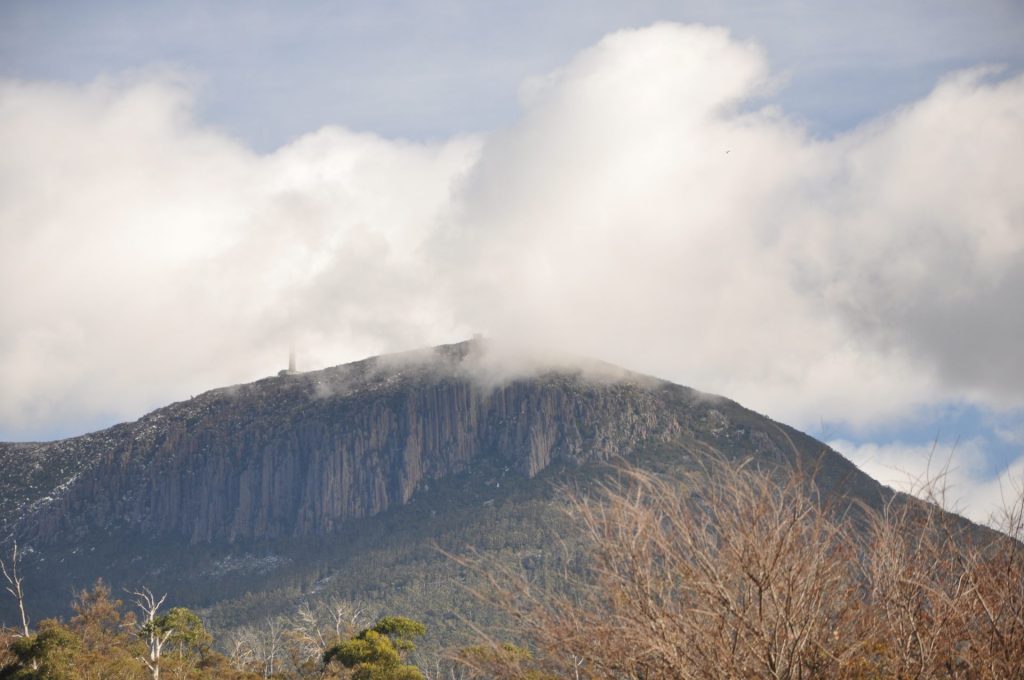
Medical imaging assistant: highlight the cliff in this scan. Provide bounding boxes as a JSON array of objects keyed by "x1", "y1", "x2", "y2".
[
  {"x1": 2, "y1": 339, "x2": 874, "y2": 549},
  {"x1": 0, "y1": 338, "x2": 909, "y2": 636}
]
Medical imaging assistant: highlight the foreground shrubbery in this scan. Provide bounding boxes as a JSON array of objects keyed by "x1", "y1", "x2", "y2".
[
  {"x1": 3, "y1": 454, "x2": 1023, "y2": 679},
  {"x1": 457, "y1": 456, "x2": 1024, "y2": 679}
]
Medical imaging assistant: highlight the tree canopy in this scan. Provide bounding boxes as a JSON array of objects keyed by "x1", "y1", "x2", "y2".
[{"x1": 323, "y1": 616, "x2": 426, "y2": 680}]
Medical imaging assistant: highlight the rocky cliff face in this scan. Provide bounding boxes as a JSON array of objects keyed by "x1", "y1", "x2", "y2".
[
  {"x1": 2, "y1": 340, "x2": 880, "y2": 549},
  {"x1": 1, "y1": 338, "x2": 901, "y2": 631},
  {"x1": 5, "y1": 340, "x2": 757, "y2": 545}
]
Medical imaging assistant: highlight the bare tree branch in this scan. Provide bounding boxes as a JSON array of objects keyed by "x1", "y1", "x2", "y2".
[{"x1": 0, "y1": 541, "x2": 30, "y2": 638}]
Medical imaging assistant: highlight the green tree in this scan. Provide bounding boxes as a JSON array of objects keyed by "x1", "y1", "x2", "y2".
[
  {"x1": 322, "y1": 617, "x2": 425, "y2": 680},
  {"x1": 157, "y1": 607, "x2": 212, "y2": 658},
  {"x1": 8, "y1": 619, "x2": 82, "y2": 680},
  {"x1": 69, "y1": 581, "x2": 144, "y2": 679},
  {"x1": 150, "y1": 607, "x2": 213, "y2": 679}
]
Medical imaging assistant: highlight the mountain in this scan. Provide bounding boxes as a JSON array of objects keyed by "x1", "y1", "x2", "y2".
[{"x1": 0, "y1": 338, "x2": 896, "y2": 650}]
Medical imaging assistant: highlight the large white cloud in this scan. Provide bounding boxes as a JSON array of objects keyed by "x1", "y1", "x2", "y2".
[
  {"x1": 0, "y1": 75, "x2": 480, "y2": 436},
  {"x1": 439, "y1": 24, "x2": 1024, "y2": 427},
  {"x1": 1, "y1": 23, "x2": 1022, "y2": 448}
]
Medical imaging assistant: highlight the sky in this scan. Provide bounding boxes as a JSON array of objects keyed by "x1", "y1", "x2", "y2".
[{"x1": 1, "y1": 0, "x2": 1023, "y2": 524}]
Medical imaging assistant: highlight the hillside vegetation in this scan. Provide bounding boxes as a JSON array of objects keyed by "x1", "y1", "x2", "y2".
[{"x1": 2, "y1": 455, "x2": 1022, "y2": 679}]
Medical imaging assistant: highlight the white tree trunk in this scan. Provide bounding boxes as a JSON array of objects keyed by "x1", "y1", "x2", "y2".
[{"x1": 133, "y1": 587, "x2": 173, "y2": 680}]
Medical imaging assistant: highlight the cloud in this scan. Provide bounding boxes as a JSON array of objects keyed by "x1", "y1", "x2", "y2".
[
  {"x1": 0, "y1": 75, "x2": 480, "y2": 437},
  {"x1": 790, "y1": 67, "x2": 1024, "y2": 404},
  {"x1": 438, "y1": 24, "x2": 1024, "y2": 427},
  {"x1": 1, "y1": 23, "x2": 1022, "y2": 450},
  {"x1": 830, "y1": 438, "x2": 1024, "y2": 526}
]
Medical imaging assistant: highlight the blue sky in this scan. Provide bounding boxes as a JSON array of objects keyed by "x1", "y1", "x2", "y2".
[
  {"x1": 1, "y1": 1, "x2": 1022, "y2": 522},
  {"x1": 4, "y1": 1, "x2": 1023, "y2": 148}
]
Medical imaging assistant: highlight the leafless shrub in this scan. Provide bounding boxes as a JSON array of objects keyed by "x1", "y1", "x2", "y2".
[
  {"x1": 454, "y1": 454, "x2": 1024, "y2": 679},
  {"x1": 860, "y1": 469, "x2": 1024, "y2": 678}
]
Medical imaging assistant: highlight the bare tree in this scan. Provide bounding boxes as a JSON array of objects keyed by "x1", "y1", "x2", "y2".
[
  {"x1": 858, "y1": 469, "x2": 1024, "y2": 678},
  {"x1": 0, "y1": 541, "x2": 30, "y2": 638},
  {"x1": 133, "y1": 587, "x2": 173, "y2": 680},
  {"x1": 258, "y1": 617, "x2": 286, "y2": 679},
  {"x1": 287, "y1": 597, "x2": 367, "y2": 662},
  {"x1": 221, "y1": 600, "x2": 371, "y2": 678},
  {"x1": 1, "y1": 542, "x2": 38, "y2": 672},
  {"x1": 455, "y1": 453, "x2": 1024, "y2": 679},
  {"x1": 226, "y1": 617, "x2": 288, "y2": 679},
  {"x1": 223, "y1": 627, "x2": 258, "y2": 672}
]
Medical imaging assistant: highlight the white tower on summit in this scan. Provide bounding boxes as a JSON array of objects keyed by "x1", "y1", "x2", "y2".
[{"x1": 279, "y1": 343, "x2": 299, "y2": 377}]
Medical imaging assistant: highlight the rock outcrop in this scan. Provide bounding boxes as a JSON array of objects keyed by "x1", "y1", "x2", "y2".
[
  {"x1": 3, "y1": 339, "x2": 879, "y2": 548},
  {"x1": 1, "y1": 338, "x2": 908, "y2": 632},
  {"x1": 3, "y1": 340, "x2": 725, "y2": 544}
]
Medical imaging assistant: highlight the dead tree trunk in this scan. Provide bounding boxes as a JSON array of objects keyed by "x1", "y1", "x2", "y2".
[
  {"x1": 133, "y1": 587, "x2": 173, "y2": 680},
  {"x1": 0, "y1": 541, "x2": 30, "y2": 638}
]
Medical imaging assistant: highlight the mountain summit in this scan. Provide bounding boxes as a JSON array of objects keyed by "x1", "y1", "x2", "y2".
[{"x1": 1, "y1": 338, "x2": 889, "y2": 634}]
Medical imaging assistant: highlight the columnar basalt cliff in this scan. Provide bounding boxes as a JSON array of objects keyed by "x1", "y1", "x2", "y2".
[
  {"x1": 0, "y1": 339, "x2": 916, "y2": 633},
  {"x1": 7, "y1": 340, "x2": 781, "y2": 545},
  {"x1": 2, "y1": 340, "x2": 881, "y2": 551}
]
